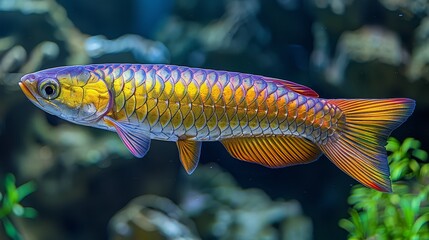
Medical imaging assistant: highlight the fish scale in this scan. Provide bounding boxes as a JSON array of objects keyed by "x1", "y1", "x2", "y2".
[
  {"x1": 19, "y1": 63, "x2": 415, "y2": 192},
  {"x1": 89, "y1": 64, "x2": 341, "y2": 142}
]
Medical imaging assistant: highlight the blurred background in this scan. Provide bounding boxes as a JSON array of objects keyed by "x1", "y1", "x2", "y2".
[{"x1": 0, "y1": 0, "x2": 428, "y2": 239}]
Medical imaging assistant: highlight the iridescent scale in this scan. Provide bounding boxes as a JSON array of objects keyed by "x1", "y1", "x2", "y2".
[
  {"x1": 19, "y1": 63, "x2": 416, "y2": 192},
  {"x1": 86, "y1": 64, "x2": 343, "y2": 143}
]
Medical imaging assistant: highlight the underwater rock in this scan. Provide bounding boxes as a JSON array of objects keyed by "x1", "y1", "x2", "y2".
[
  {"x1": 333, "y1": 26, "x2": 405, "y2": 71},
  {"x1": 307, "y1": 1, "x2": 429, "y2": 107},
  {"x1": 19, "y1": 41, "x2": 59, "y2": 73},
  {"x1": 315, "y1": 25, "x2": 406, "y2": 85},
  {"x1": 156, "y1": 0, "x2": 269, "y2": 65},
  {"x1": 11, "y1": 110, "x2": 132, "y2": 211},
  {"x1": 0, "y1": 0, "x2": 87, "y2": 70},
  {"x1": 310, "y1": 0, "x2": 354, "y2": 15},
  {"x1": 0, "y1": 45, "x2": 26, "y2": 75},
  {"x1": 415, "y1": 17, "x2": 429, "y2": 45},
  {"x1": 109, "y1": 195, "x2": 200, "y2": 240},
  {"x1": 109, "y1": 165, "x2": 312, "y2": 240},
  {"x1": 0, "y1": 0, "x2": 90, "y2": 65},
  {"x1": 0, "y1": 0, "x2": 170, "y2": 74},
  {"x1": 85, "y1": 35, "x2": 170, "y2": 63},
  {"x1": 407, "y1": 17, "x2": 429, "y2": 81},
  {"x1": 379, "y1": 0, "x2": 429, "y2": 16},
  {"x1": 0, "y1": 36, "x2": 15, "y2": 53},
  {"x1": 311, "y1": 22, "x2": 330, "y2": 72},
  {"x1": 0, "y1": 40, "x2": 59, "y2": 88},
  {"x1": 282, "y1": 216, "x2": 313, "y2": 240},
  {"x1": 407, "y1": 42, "x2": 429, "y2": 82},
  {"x1": 198, "y1": 0, "x2": 265, "y2": 52},
  {"x1": 14, "y1": 112, "x2": 131, "y2": 180},
  {"x1": 180, "y1": 165, "x2": 312, "y2": 240}
]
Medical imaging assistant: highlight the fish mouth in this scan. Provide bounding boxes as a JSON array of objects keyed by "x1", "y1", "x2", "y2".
[{"x1": 19, "y1": 81, "x2": 38, "y2": 103}]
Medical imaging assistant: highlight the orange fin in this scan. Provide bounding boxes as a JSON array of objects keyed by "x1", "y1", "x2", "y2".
[
  {"x1": 266, "y1": 77, "x2": 319, "y2": 97},
  {"x1": 320, "y1": 98, "x2": 415, "y2": 192},
  {"x1": 221, "y1": 136, "x2": 322, "y2": 168},
  {"x1": 177, "y1": 140, "x2": 202, "y2": 174}
]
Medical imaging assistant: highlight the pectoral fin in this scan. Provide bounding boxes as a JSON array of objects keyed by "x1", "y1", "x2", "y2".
[
  {"x1": 221, "y1": 136, "x2": 322, "y2": 168},
  {"x1": 176, "y1": 140, "x2": 202, "y2": 174},
  {"x1": 104, "y1": 116, "x2": 151, "y2": 158}
]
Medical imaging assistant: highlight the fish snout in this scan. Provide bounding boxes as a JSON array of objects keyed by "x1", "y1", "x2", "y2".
[{"x1": 19, "y1": 74, "x2": 39, "y2": 103}]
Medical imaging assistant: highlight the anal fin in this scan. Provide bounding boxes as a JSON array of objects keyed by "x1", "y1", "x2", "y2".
[
  {"x1": 177, "y1": 140, "x2": 202, "y2": 174},
  {"x1": 221, "y1": 136, "x2": 322, "y2": 168}
]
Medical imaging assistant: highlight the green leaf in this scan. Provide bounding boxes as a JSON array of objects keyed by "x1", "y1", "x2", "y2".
[
  {"x1": 402, "y1": 138, "x2": 420, "y2": 153},
  {"x1": 2, "y1": 217, "x2": 21, "y2": 240},
  {"x1": 386, "y1": 137, "x2": 400, "y2": 152},
  {"x1": 12, "y1": 205, "x2": 24, "y2": 217},
  {"x1": 391, "y1": 183, "x2": 409, "y2": 194},
  {"x1": 412, "y1": 149, "x2": 428, "y2": 161},
  {"x1": 409, "y1": 160, "x2": 421, "y2": 176},
  {"x1": 420, "y1": 164, "x2": 429, "y2": 178},
  {"x1": 411, "y1": 197, "x2": 422, "y2": 216},
  {"x1": 349, "y1": 209, "x2": 365, "y2": 238},
  {"x1": 400, "y1": 198, "x2": 415, "y2": 228},
  {"x1": 384, "y1": 205, "x2": 399, "y2": 229},
  {"x1": 411, "y1": 213, "x2": 429, "y2": 234},
  {"x1": 390, "y1": 151, "x2": 403, "y2": 162},
  {"x1": 16, "y1": 182, "x2": 36, "y2": 201},
  {"x1": 339, "y1": 218, "x2": 355, "y2": 233},
  {"x1": 22, "y1": 207, "x2": 37, "y2": 218},
  {"x1": 5, "y1": 174, "x2": 18, "y2": 204},
  {"x1": 0, "y1": 173, "x2": 37, "y2": 239}
]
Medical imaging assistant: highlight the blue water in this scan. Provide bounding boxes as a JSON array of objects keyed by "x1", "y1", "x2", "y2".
[{"x1": 0, "y1": 0, "x2": 426, "y2": 239}]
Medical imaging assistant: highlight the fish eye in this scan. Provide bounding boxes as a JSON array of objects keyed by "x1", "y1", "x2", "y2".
[{"x1": 38, "y1": 78, "x2": 60, "y2": 100}]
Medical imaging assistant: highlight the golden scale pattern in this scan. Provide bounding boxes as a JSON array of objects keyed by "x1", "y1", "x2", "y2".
[{"x1": 88, "y1": 64, "x2": 343, "y2": 143}]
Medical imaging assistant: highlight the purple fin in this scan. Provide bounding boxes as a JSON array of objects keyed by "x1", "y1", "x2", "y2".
[{"x1": 103, "y1": 116, "x2": 151, "y2": 158}]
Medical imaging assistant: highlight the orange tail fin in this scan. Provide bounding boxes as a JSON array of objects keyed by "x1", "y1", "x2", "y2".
[{"x1": 319, "y1": 98, "x2": 415, "y2": 192}]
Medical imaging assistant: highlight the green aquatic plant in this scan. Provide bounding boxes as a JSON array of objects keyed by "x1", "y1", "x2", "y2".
[
  {"x1": 339, "y1": 137, "x2": 429, "y2": 240},
  {"x1": 0, "y1": 174, "x2": 36, "y2": 240}
]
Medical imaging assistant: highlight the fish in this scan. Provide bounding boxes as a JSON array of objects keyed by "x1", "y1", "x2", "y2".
[{"x1": 18, "y1": 64, "x2": 415, "y2": 192}]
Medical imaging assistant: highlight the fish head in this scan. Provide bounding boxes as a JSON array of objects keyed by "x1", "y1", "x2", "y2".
[{"x1": 19, "y1": 66, "x2": 112, "y2": 124}]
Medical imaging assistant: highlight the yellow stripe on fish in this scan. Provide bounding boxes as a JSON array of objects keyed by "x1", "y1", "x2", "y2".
[{"x1": 19, "y1": 64, "x2": 415, "y2": 192}]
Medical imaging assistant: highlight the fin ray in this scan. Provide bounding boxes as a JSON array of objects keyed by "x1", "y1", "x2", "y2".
[
  {"x1": 221, "y1": 136, "x2": 322, "y2": 168},
  {"x1": 320, "y1": 98, "x2": 415, "y2": 192},
  {"x1": 104, "y1": 116, "x2": 151, "y2": 158},
  {"x1": 177, "y1": 140, "x2": 202, "y2": 174}
]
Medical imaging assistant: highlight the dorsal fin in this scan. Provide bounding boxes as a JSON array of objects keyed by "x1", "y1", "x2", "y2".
[{"x1": 266, "y1": 77, "x2": 319, "y2": 97}]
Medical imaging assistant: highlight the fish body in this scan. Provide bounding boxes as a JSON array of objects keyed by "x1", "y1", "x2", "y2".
[
  {"x1": 81, "y1": 64, "x2": 338, "y2": 143},
  {"x1": 19, "y1": 64, "x2": 415, "y2": 192}
]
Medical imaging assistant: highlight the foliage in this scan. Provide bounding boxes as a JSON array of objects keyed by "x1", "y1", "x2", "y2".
[
  {"x1": 339, "y1": 137, "x2": 429, "y2": 240},
  {"x1": 0, "y1": 174, "x2": 37, "y2": 240}
]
